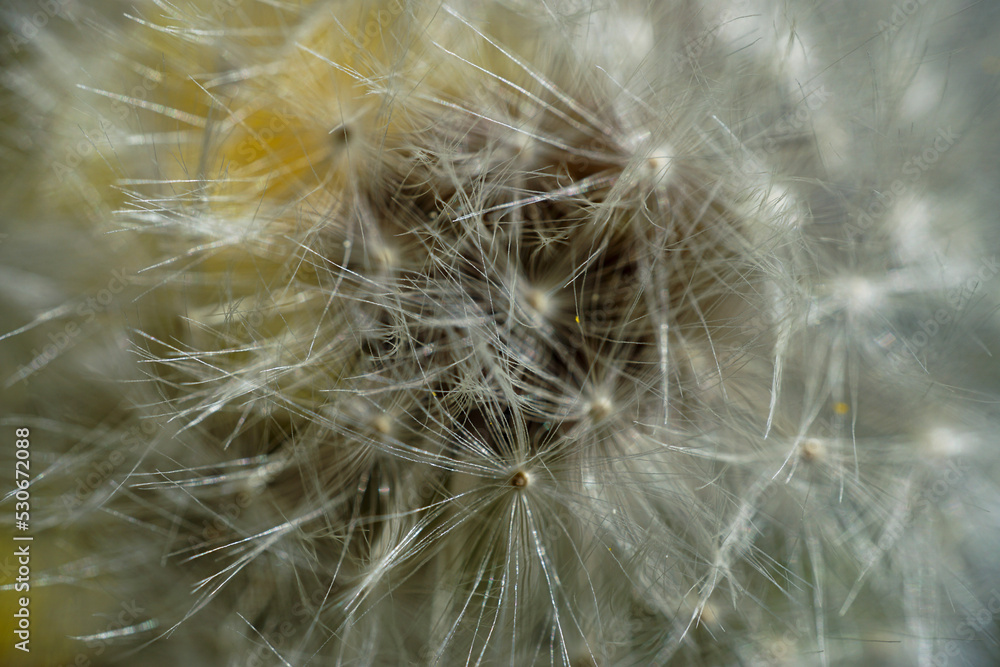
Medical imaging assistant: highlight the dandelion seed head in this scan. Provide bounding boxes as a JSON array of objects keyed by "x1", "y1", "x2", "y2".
[
  {"x1": 921, "y1": 425, "x2": 971, "y2": 459},
  {"x1": 838, "y1": 275, "x2": 884, "y2": 314},
  {"x1": 373, "y1": 414, "x2": 394, "y2": 436},
  {"x1": 645, "y1": 143, "x2": 675, "y2": 185},
  {"x1": 524, "y1": 285, "x2": 552, "y2": 317},
  {"x1": 586, "y1": 394, "x2": 614, "y2": 423},
  {"x1": 370, "y1": 243, "x2": 398, "y2": 272},
  {"x1": 5, "y1": 0, "x2": 999, "y2": 665}
]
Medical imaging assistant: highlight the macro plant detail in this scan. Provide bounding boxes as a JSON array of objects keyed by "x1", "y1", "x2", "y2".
[{"x1": 1, "y1": 0, "x2": 999, "y2": 666}]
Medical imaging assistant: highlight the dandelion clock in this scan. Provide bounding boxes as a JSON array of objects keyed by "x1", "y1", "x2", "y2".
[{"x1": 2, "y1": 1, "x2": 1000, "y2": 665}]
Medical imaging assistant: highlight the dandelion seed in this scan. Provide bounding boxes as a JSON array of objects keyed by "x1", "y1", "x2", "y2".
[{"x1": 799, "y1": 438, "x2": 825, "y2": 464}]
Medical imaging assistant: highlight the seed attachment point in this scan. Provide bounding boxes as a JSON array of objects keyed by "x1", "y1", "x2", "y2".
[{"x1": 510, "y1": 470, "x2": 530, "y2": 488}]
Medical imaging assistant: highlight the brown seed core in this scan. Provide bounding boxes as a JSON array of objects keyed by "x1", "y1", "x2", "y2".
[
  {"x1": 510, "y1": 471, "x2": 529, "y2": 487},
  {"x1": 373, "y1": 415, "x2": 392, "y2": 435},
  {"x1": 800, "y1": 439, "x2": 823, "y2": 463},
  {"x1": 526, "y1": 288, "x2": 547, "y2": 313}
]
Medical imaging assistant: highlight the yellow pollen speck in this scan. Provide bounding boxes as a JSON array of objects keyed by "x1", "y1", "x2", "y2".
[
  {"x1": 575, "y1": 315, "x2": 580, "y2": 324},
  {"x1": 833, "y1": 402, "x2": 849, "y2": 415}
]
